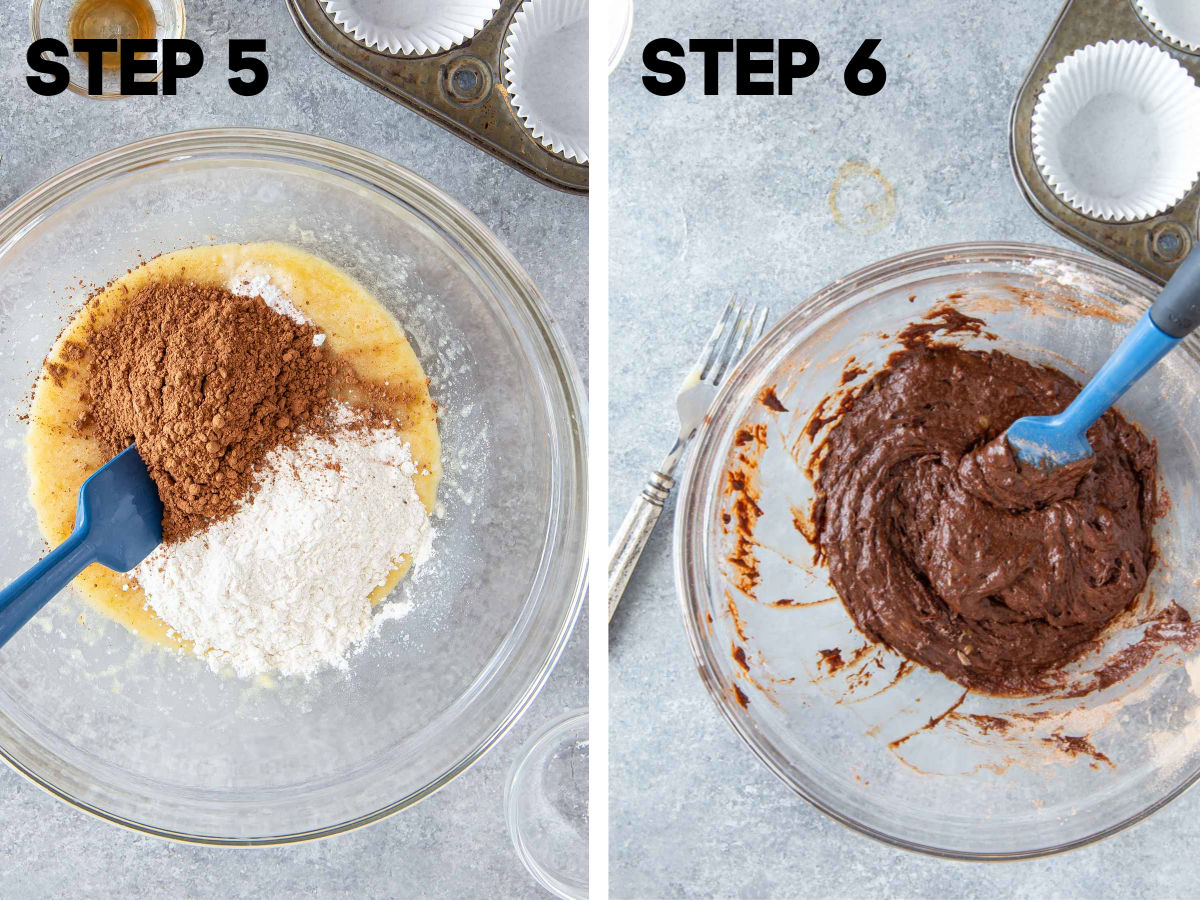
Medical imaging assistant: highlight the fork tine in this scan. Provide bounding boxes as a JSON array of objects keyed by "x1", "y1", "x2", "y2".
[
  {"x1": 711, "y1": 302, "x2": 758, "y2": 386},
  {"x1": 696, "y1": 295, "x2": 739, "y2": 380},
  {"x1": 706, "y1": 300, "x2": 748, "y2": 385},
  {"x1": 752, "y1": 305, "x2": 768, "y2": 341},
  {"x1": 712, "y1": 304, "x2": 750, "y2": 385}
]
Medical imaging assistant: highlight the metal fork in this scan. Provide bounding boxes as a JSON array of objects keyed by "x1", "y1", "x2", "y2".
[{"x1": 609, "y1": 297, "x2": 768, "y2": 622}]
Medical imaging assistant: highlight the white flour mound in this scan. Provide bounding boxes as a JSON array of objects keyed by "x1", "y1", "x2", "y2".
[{"x1": 136, "y1": 415, "x2": 434, "y2": 678}]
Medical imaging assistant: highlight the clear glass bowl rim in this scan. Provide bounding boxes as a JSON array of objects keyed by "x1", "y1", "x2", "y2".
[
  {"x1": 674, "y1": 240, "x2": 1200, "y2": 861},
  {"x1": 0, "y1": 126, "x2": 588, "y2": 846}
]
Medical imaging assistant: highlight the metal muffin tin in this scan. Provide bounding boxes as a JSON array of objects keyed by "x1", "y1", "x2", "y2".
[
  {"x1": 286, "y1": 0, "x2": 588, "y2": 195},
  {"x1": 1010, "y1": 0, "x2": 1199, "y2": 284}
]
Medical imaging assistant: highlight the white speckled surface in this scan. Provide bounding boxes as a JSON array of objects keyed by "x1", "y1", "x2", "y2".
[
  {"x1": 609, "y1": 1, "x2": 1200, "y2": 896},
  {"x1": 0, "y1": 1, "x2": 586, "y2": 896}
]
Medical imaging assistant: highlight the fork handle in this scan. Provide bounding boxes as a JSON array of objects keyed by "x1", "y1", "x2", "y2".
[{"x1": 608, "y1": 471, "x2": 675, "y2": 622}]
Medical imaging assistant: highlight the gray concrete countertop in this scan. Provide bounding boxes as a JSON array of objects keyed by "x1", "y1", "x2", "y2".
[
  {"x1": 0, "y1": 1, "x2": 586, "y2": 897},
  {"x1": 610, "y1": 1, "x2": 1200, "y2": 897}
]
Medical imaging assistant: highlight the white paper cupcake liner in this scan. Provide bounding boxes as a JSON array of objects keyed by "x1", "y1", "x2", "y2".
[
  {"x1": 1032, "y1": 40, "x2": 1200, "y2": 222},
  {"x1": 321, "y1": 0, "x2": 501, "y2": 56},
  {"x1": 1136, "y1": 0, "x2": 1200, "y2": 52},
  {"x1": 504, "y1": 0, "x2": 589, "y2": 164},
  {"x1": 605, "y1": 0, "x2": 634, "y2": 74}
]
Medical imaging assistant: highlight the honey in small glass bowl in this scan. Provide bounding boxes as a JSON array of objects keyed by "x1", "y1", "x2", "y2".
[{"x1": 30, "y1": 0, "x2": 185, "y2": 99}]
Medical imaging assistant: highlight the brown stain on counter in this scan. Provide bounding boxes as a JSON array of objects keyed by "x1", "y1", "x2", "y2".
[{"x1": 828, "y1": 161, "x2": 897, "y2": 236}]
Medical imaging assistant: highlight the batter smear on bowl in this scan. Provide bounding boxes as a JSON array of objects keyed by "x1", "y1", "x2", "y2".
[
  {"x1": 811, "y1": 309, "x2": 1161, "y2": 695},
  {"x1": 26, "y1": 242, "x2": 441, "y2": 677}
]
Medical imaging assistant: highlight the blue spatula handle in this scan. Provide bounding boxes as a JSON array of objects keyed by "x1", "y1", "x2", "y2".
[
  {"x1": 0, "y1": 520, "x2": 96, "y2": 649},
  {"x1": 1151, "y1": 245, "x2": 1200, "y2": 338},
  {"x1": 1059, "y1": 247, "x2": 1200, "y2": 437},
  {"x1": 1055, "y1": 311, "x2": 1180, "y2": 438}
]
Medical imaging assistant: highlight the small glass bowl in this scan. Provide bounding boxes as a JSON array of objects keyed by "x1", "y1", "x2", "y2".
[
  {"x1": 505, "y1": 708, "x2": 589, "y2": 899},
  {"x1": 30, "y1": 0, "x2": 186, "y2": 100}
]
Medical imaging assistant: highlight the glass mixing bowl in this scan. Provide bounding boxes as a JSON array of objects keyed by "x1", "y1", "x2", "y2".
[
  {"x1": 0, "y1": 128, "x2": 587, "y2": 844},
  {"x1": 676, "y1": 243, "x2": 1200, "y2": 859}
]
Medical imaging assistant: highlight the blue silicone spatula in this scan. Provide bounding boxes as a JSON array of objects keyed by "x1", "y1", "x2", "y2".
[
  {"x1": 0, "y1": 444, "x2": 162, "y2": 648},
  {"x1": 1006, "y1": 247, "x2": 1200, "y2": 468}
]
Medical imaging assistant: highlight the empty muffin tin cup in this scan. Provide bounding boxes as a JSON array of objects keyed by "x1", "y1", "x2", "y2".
[
  {"x1": 319, "y1": 0, "x2": 501, "y2": 56},
  {"x1": 1136, "y1": 0, "x2": 1200, "y2": 53},
  {"x1": 504, "y1": 0, "x2": 589, "y2": 164},
  {"x1": 1032, "y1": 39, "x2": 1200, "y2": 222}
]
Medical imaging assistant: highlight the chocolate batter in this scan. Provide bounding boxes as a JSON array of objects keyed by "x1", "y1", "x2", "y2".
[{"x1": 812, "y1": 317, "x2": 1160, "y2": 695}]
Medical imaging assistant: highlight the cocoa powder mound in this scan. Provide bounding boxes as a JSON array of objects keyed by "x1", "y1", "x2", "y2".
[{"x1": 84, "y1": 279, "x2": 333, "y2": 542}]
